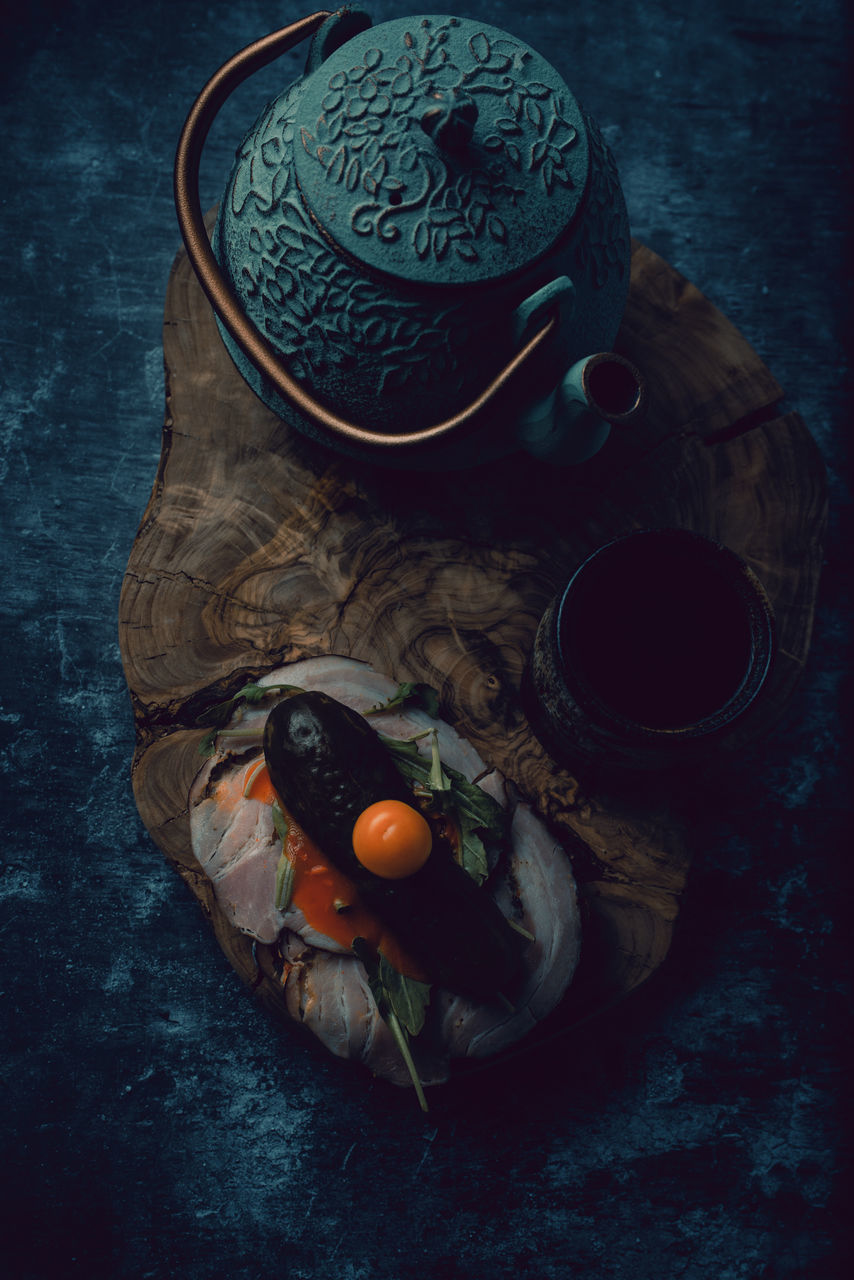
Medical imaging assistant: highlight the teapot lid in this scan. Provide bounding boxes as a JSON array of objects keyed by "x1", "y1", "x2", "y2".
[{"x1": 293, "y1": 14, "x2": 589, "y2": 286}]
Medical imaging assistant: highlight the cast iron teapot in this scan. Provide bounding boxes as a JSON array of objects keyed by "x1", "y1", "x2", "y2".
[{"x1": 175, "y1": 7, "x2": 643, "y2": 468}]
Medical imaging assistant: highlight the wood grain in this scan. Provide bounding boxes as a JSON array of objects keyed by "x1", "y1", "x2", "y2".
[{"x1": 118, "y1": 221, "x2": 827, "y2": 1041}]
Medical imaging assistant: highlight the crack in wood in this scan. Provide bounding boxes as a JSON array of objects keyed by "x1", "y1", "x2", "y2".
[{"x1": 701, "y1": 400, "x2": 786, "y2": 445}]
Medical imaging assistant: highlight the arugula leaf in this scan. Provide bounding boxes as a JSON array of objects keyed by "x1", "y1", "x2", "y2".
[
  {"x1": 196, "y1": 682, "x2": 304, "y2": 755},
  {"x1": 377, "y1": 731, "x2": 506, "y2": 886},
  {"x1": 377, "y1": 953, "x2": 431, "y2": 1037},
  {"x1": 453, "y1": 816, "x2": 489, "y2": 885},
  {"x1": 364, "y1": 681, "x2": 441, "y2": 718},
  {"x1": 198, "y1": 728, "x2": 221, "y2": 759},
  {"x1": 352, "y1": 937, "x2": 430, "y2": 1112},
  {"x1": 195, "y1": 681, "x2": 301, "y2": 727},
  {"x1": 352, "y1": 938, "x2": 431, "y2": 1034},
  {"x1": 377, "y1": 731, "x2": 434, "y2": 787},
  {"x1": 352, "y1": 937, "x2": 384, "y2": 1005}
]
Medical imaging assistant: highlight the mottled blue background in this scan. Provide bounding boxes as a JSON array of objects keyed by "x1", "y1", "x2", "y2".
[{"x1": 0, "y1": 1, "x2": 850, "y2": 1277}]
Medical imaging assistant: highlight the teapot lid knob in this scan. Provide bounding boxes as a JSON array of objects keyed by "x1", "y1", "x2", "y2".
[
  {"x1": 420, "y1": 88, "x2": 478, "y2": 153},
  {"x1": 293, "y1": 15, "x2": 590, "y2": 286}
]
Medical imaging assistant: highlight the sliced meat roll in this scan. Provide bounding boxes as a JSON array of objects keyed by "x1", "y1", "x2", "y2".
[{"x1": 188, "y1": 655, "x2": 581, "y2": 1091}]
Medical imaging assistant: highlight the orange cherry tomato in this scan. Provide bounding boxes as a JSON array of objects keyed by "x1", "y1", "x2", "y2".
[{"x1": 352, "y1": 799, "x2": 433, "y2": 879}]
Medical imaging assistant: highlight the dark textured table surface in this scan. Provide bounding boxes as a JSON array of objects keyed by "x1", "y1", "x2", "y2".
[{"x1": 1, "y1": 2, "x2": 850, "y2": 1277}]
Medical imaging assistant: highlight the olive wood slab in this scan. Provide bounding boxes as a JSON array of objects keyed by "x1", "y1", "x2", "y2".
[{"x1": 118, "y1": 223, "x2": 828, "y2": 1050}]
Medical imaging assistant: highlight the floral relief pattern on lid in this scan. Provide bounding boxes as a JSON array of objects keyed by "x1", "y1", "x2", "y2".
[{"x1": 293, "y1": 15, "x2": 589, "y2": 285}]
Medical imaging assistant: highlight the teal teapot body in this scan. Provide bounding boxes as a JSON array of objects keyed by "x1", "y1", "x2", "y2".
[{"x1": 175, "y1": 8, "x2": 641, "y2": 468}]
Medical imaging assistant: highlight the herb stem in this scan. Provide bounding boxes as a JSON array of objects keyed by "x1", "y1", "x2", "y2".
[
  {"x1": 242, "y1": 758, "x2": 266, "y2": 798},
  {"x1": 428, "y1": 729, "x2": 451, "y2": 792},
  {"x1": 507, "y1": 919, "x2": 536, "y2": 943},
  {"x1": 274, "y1": 851, "x2": 295, "y2": 912},
  {"x1": 386, "y1": 1010, "x2": 429, "y2": 1113}
]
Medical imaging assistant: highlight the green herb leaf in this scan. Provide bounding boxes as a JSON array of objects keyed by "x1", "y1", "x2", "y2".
[
  {"x1": 351, "y1": 937, "x2": 430, "y2": 1112},
  {"x1": 364, "y1": 681, "x2": 441, "y2": 718},
  {"x1": 378, "y1": 952, "x2": 431, "y2": 1037},
  {"x1": 440, "y1": 761, "x2": 505, "y2": 832},
  {"x1": 377, "y1": 732, "x2": 506, "y2": 887},
  {"x1": 198, "y1": 728, "x2": 220, "y2": 759},
  {"x1": 437, "y1": 762, "x2": 507, "y2": 886},
  {"x1": 196, "y1": 697, "x2": 243, "y2": 731},
  {"x1": 377, "y1": 731, "x2": 434, "y2": 788},
  {"x1": 352, "y1": 936, "x2": 385, "y2": 1008},
  {"x1": 195, "y1": 682, "x2": 305, "y2": 751},
  {"x1": 455, "y1": 821, "x2": 489, "y2": 885}
]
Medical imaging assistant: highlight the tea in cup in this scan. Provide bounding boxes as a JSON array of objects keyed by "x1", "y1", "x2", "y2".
[{"x1": 524, "y1": 529, "x2": 776, "y2": 772}]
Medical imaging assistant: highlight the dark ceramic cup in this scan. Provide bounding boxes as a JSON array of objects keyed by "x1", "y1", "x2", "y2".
[{"x1": 523, "y1": 529, "x2": 776, "y2": 772}]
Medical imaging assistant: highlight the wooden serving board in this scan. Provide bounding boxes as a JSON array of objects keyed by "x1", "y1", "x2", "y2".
[{"x1": 118, "y1": 220, "x2": 827, "y2": 1041}]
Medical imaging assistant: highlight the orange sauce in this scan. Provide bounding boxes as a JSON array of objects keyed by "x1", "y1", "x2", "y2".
[{"x1": 242, "y1": 759, "x2": 428, "y2": 982}]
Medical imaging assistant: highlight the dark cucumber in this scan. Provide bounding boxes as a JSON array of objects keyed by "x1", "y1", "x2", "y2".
[{"x1": 262, "y1": 691, "x2": 524, "y2": 1002}]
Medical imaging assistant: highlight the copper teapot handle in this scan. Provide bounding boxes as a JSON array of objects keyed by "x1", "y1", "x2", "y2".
[{"x1": 173, "y1": 10, "x2": 557, "y2": 453}]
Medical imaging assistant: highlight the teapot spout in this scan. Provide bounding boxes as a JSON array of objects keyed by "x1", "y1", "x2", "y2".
[{"x1": 518, "y1": 351, "x2": 645, "y2": 463}]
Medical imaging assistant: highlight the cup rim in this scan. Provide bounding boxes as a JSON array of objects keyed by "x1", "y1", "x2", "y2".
[{"x1": 554, "y1": 528, "x2": 776, "y2": 743}]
